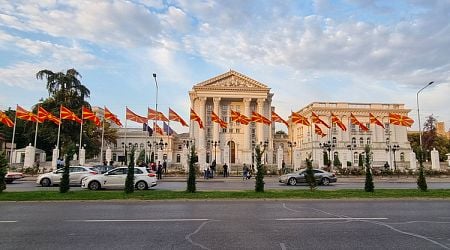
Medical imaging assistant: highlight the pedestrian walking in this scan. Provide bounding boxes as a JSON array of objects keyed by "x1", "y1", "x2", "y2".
[
  {"x1": 243, "y1": 164, "x2": 249, "y2": 180},
  {"x1": 157, "y1": 161, "x2": 163, "y2": 180},
  {"x1": 163, "y1": 160, "x2": 167, "y2": 175},
  {"x1": 210, "y1": 160, "x2": 216, "y2": 178}
]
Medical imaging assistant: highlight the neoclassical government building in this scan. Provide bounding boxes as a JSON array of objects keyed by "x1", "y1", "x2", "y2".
[{"x1": 108, "y1": 70, "x2": 415, "y2": 171}]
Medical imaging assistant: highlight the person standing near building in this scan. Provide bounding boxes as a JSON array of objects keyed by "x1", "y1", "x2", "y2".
[
  {"x1": 243, "y1": 164, "x2": 248, "y2": 180},
  {"x1": 223, "y1": 163, "x2": 228, "y2": 178},
  {"x1": 157, "y1": 161, "x2": 163, "y2": 180},
  {"x1": 163, "y1": 160, "x2": 167, "y2": 176},
  {"x1": 210, "y1": 160, "x2": 216, "y2": 178}
]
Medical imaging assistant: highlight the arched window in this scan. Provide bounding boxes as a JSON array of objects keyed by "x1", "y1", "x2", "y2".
[
  {"x1": 176, "y1": 154, "x2": 181, "y2": 163},
  {"x1": 359, "y1": 137, "x2": 364, "y2": 146},
  {"x1": 366, "y1": 138, "x2": 371, "y2": 145},
  {"x1": 400, "y1": 152, "x2": 405, "y2": 162},
  {"x1": 332, "y1": 137, "x2": 337, "y2": 144},
  {"x1": 353, "y1": 152, "x2": 358, "y2": 163},
  {"x1": 352, "y1": 137, "x2": 356, "y2": 144}
]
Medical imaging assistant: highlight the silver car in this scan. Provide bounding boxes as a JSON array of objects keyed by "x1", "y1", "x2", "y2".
[
  {"x1": 36, "y1": 166, "x2": 98, "y2": 187},
  {"x1": 279, "y1": 169, "x2": 337, "y2": 186}
]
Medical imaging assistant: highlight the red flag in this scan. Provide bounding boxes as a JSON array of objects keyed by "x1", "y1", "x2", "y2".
[
  {"x1": 16, "y1": 105, "x2": 39, "y2": 123},
  {"x1": 211, "y1": 111, "x2": 227, "y2": 128},
  {"x1": 271, "y1": 111, "x2": 288, "y2": 127},
  {"x1": 0, "y1": 111, "x2": 14, "y2": 127},
  {"x1": 168, "y1": 108, "x2": 188, "y2": 127},
  {"x1": 126, "y1": 108, "x2": 147, "y2": 124},
  {"x1": 37, "y1": 107, "x2": 61, "y2": 125},
  {"x1": 230, "y1": 110, "x2": 250, "y2": 125},
  {"x1": 154, "y1": 123, "x2": 164, "y2": 135},
  {"x1": 389, "y1": 113, "x2": 414, "y2": 127},
  {"x1": 350, "y1": 113, "x2": 369, "y2": 132},
  {"x1": 104, "y1": 107, "x2": 122, "y2": 126},
  {"x1": 369, "y1": 113, "x2": 384, "y2": 128},
  {"x1": 331, "y1": 113, "x2": 347, "y2": 131},
  {"x1": 291, "y1": 112, "x2": 311, "y2": 126},
  {"x1": 314, "y1": 124, "x2": 326, "y2": 137},
  {"x1": 82, "y1": 106, "x2": 101, "y2": 127},
  {"x1": 190, "y1": 108, "x2": 204, "y2": 129},
  {"x1": 148, "y1": 108, "x2": 169, "y2": 122},
  {"x1": 60, "y1": 105, "x2": 82, "y2": 124},
  {"x1": 311, "y1": 112, "x2": 330, "y2": 128},
  {"x1": 251, "y1": 111, "x2": 271, "y2": 125}
]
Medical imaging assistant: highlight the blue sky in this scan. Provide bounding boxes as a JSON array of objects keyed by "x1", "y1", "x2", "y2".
[{"x1": 0, "y1": 0, "x2": 449, "y2": 133}]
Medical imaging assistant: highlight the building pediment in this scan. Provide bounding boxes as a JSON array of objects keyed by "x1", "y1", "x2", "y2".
[{"x1": 194, "y1": 70, "x2": 269, "y2": 91}]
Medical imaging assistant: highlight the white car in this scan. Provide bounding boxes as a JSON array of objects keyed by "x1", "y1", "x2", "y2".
[
  {"x1": 81, "y1": 167, "x2": 157, "y2": 190},
  {"x1": 36, "y1": 166, "x2": 98, "y2": 187}
]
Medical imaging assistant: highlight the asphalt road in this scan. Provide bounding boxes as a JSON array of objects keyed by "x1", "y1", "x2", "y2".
[
  {"x1": 5, "y1": 176, "x2": 450, "y2": 192},
  {"x1": 1, "y1": 200, "x2": 450, "y2": 249}
]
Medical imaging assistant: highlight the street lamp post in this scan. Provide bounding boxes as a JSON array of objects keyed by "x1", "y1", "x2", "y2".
[
  {"x1": 287, "y1": 141, "x2": 296, "y2": 170},
  {"x1": 417, "y1": 81, "x2": 434, "y2": 149},
  {"x1": 346, "y1": 143, "x2": 356, "y2": 168},
  {"x1": 385, "y1": 144, "x2": 400, "y2": 171},
  {"x1": 208, "y1": 140, "x2": 220, "y2": 162},
  {"x1": 319, "y1": 141, "x2": 335, "y2": 171},
  {"x1": 259, "y1": 140, "x2": 269, "y2": 164}
]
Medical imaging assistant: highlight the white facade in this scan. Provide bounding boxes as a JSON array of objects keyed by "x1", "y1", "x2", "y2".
[
  {"x1": 189, "y1": 70, "x2": 274, "y2": 169},
  {"x1": 289, "y1": 102, "x2": 413, "y2": 170}
]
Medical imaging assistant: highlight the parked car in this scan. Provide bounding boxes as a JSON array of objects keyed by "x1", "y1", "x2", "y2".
[
  {"x1": 279, "y1": 169, "x2": 337, "y2": 186},
  {"x1": 36, "y1": 166, "x2": 97, "y2": 187},
  {"x1": 91, "y1": 165, "x2": 115, "y2": 174},
  {"x1": 81, "y1": 167, "x2": 157, "y2": 190},
  {"x1": 5, "y1": 172, "x2": 24, "y2": 184}
]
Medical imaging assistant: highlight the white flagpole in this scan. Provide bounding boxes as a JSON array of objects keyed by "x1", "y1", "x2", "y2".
[
  {"x1": 56, "y1": 105, "x2": 62, "y2": 154},
  {"x1": 79, "y1": 107, "x2": 83, "y2": 153},
  {"x1": 124, "y1": 107, "x2": 128, "y2": 160},
  {"x1": 9, "y1": 106, "x2": 18, "y2": 167},
  {"x1": 34, "y1": 105, "x2": 39, "y2": 147},
  {"x1": 100, "y1": 118, "x2": 105, "y2": 163}
]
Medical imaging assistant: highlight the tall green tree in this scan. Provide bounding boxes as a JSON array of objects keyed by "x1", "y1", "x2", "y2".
[
  {"x1": 333, "y1": 154, "x2": 342, "y2": 168},
  {"x1": 417, "y1": 149, "x2": 428, "y2": 191},
  {"x1": 125, "y1": 147, "x2": 135, "y2": 194},
  {"x1": 59, "y1": 155, "x2": 70, "y2": 193},
  {"x1": 0, "y1": 151, "x2": 8, "y2": 193},
  {"x1": 186, "y1": 146, "x2": 197, "y2": 193},
  {"x1": 305, "y1": 157, "x2": 316, "y2": 191},
  {"x1": 36, "y1": 68, "x2": 90, "y2": 102},
  {"x1": 255, "y1": 145, "x2": 265, "y2": 192},
  {"x1": 364, "y1": 145, "x2": 374, "y2": 192}
]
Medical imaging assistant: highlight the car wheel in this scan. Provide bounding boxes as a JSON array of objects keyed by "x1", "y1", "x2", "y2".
[
  {"x1": 88, "y1": 181, "x2": 101, "y2": 190},
  {"x1": 321, "y1": 177, "x2": 330, "y2": 186},
  {"x1": 135, "y1": 181, "x2": 148, "y2": 190},
  {"x1": 40, "y1": 178, "x2": 51, "y2": 187},
  {"x1": 288, "y1": 178, "x2": 297, "y2": 186}
]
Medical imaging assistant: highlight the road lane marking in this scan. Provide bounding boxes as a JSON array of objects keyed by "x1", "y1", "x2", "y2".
[
  {"x1": 0, "y1": 221, "x2": 17, "y2": 223},
  {"x1": 276, "y1": 217, "x2": 387, "y2": 221},
  {"x1": 68, "y1": 219, "x2": 209, "y2": 222}
]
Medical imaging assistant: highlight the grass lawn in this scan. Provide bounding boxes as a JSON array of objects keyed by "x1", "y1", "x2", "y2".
[{"x1": 1, "y1": 189, "x2": 450, "y2": 201}]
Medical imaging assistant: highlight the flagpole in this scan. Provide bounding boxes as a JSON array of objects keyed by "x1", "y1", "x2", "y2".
[
  {"x1": 79, "y1": 106, "x2": 83, "y2": 153},
  {"x1": 56, "y1": 105, "x2": 62, "y2": 152},
  {"x1": 9, "y1": 106, "x2": 18, "y2": 167},
  {"x1": 100, "y1": 118, "x2": 105, "y2": 163},
  {"x1": 124, "y1": 107, "x2": 128, "y2": 160},
  {"x1": 34, "y1": 105, "x2": 39, "y2": 148}
]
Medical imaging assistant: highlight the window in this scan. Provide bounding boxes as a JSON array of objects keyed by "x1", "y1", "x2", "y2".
[
  {"x1": 352, "y1": 137, "x2": 356, "y2": 144},
  {"x1": 359, "y1": 137, "x2": 364, "y2": 146},
  {"x1": 178, "y1": 144, "x2": 182, "y2": 150},
  {"x1": 229, "y1": 128, "x2": 233, "y2": 133},
  {"x1": 332, "y1": 137, "x2": 337, "y2": 144},
  {"x1": 400, "y1": 152, "x2": 405, "y2": 162},
  {"x1": 176, "y1": 154, "x2": 181, "y2": 163},
  {"x1": 366, "y1": 138, "x2": 371, "y2": 145},
  {"x1": 235, "y1": 129, "x2": 240, "y2": 134},
  {"x1": 353, "y1": 152, "x2": 359, "y2": 163},
  {"x1": 222, "y1": 128, "x2": 227, "y2": 133}
]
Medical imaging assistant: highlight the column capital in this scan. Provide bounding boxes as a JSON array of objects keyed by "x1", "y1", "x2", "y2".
[
  {"x1": 198, "y1": 97, "x2": 207, "y2": 103},
  {"x1": 257, "y1": 98, "x2": 265, "y2": 105},
  {"x1": 213, "y1": 97, "x2": 221, "y2": 104},
  {"x1": 243, "y1": 98, "x2": 252, "y2": 105}
]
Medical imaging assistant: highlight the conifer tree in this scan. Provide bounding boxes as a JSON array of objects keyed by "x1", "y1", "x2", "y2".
[
  {"x1": 255, "y1": 145, "x2": 265, "y2": 192},
  {"x1": 305, "y1": 157, "x2": 316, "y2": 191},
  {"x1": 364, "y1": 145, "x2": 374, "y2": 192},
  {"x1": 186, "y1": 146, "x2": 197, "y2": 193},
  {"x1": 125, "y1": 147, "x2": 135, "y2": 193},
  {"x1": 417, "y1": 149, "x2": 428, "y2": 191},
  {"x1": 59, "y1": 155, "x2": 70, "y2": 193},
  {"x1": 0, "y1": 152, "x2": 8, "y2": 193}
]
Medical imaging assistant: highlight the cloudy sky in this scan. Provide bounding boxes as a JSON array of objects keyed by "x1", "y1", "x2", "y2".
[{"x1": 0, "y1": 0, "x2": 449, "y2": 133}]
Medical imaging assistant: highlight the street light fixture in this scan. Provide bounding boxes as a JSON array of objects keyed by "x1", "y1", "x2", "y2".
[
  {"x1": 417, "y1": 81, "x2": 434, "y2": 149},
  {"x1": 385, "y1": 144, "x2": 400, "y2": 171},
  {"x1": 346, "y1": 143, "x2": 356, "y2": 168},
  {"x1": 319, "y1": 141, "x2": 335, "y2": 170},
  {"x1": 259, "y1": 140, "x2": 269, "y2": 164},
  {"x1": 208, "y1": 140, "x2": 220, "y2": 162}
]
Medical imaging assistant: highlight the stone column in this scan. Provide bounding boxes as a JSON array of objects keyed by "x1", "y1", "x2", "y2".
[
  {"x1": 431, "y1": 148, "x2": 440, "y2": 170},
  {"x1": 79, "y1": 147, "x2": 86, "y2": 166},
  {"x1": 277, "y1": 146, "x2": 283, "y2": 170},
  {"x1": 213, "y1": 97, "x2": 222, "y2": 164},
  {"x1": 243, "y1": 98, "x2": 252, "y2": 164},
  {"x1": 409, "y1": 151, "x2": 417, "y2": 170},
  {"x1": 294, "y1": 148, "x2": 301, "y2": 170},
  {"x1": 256, "y1": 99, "x2": 265, "y2": 144},
  {"x1": 182, "y1": 144, "x2": 188, "y2": 172},
  {"x1": 24, "y1": 143, "x2": 35, "y2": 168},
  {"x1": 106, "y1": 147, "x2": 112, "y2": 163},
  {"x1": 197, "y1": 97, "x2": 207, "y2": 169},
  {"x1": 52, "y1": 148, "x2": 59, "y2": 169},
  {"x1": 223, "y1": 144, "x2": 230, "y2": 174}
]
